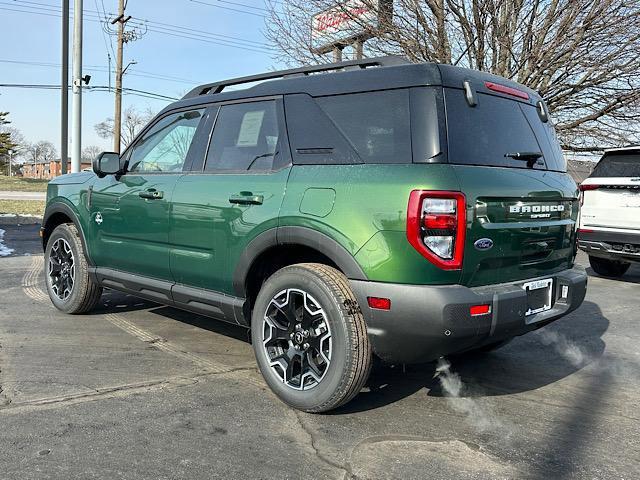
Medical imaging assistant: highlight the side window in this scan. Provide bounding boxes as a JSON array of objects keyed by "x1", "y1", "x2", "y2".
[
  {"x1": 205, "y1": 100, "x2": 280, "y2": 172},
  {"x1": 316, "y1": 90, "x2": 412, "y2": 164},
  {"x1": 128, "y1": 108, "x2": 205, "y2": 173}
]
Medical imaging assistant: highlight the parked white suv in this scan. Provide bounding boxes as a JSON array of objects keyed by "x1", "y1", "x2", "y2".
[{"x1": 578, "y1": 146, "x2": 640, "y2": 277}]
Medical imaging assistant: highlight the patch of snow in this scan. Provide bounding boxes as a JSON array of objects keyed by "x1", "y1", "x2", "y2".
[{"x1": 0, "y1": 229, "x2": 15, "y2": 257}]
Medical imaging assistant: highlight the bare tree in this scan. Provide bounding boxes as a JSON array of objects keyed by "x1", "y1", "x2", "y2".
[
  {"x1": 24, "y1": 141, "x2": 57, "y2": 164},
  {"x1": 95, "y1": 106, "x2": 155, "y2": 149},
  {"x1": 266, "y1": 0, "x2": 640, "y2": 152},
  {"x1": 81, "y1": 145, "x2": 103, "y2": 163}
]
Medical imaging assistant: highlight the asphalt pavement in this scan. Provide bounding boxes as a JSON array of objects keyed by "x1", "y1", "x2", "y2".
[{"x1": 0, "y1": 226, "x2": 638, "y2": 479}]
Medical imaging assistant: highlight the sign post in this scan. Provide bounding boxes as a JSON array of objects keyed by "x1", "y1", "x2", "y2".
[{"x1": 311, "y1": 0, "x2": 391, "y2": 61}]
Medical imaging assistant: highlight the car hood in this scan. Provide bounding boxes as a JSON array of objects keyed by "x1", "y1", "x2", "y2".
[{"x1": 48, "y1": 171, "x2": 95, "y2": 185}]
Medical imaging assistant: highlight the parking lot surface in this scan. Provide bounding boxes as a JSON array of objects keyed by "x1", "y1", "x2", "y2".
[{"x1": 0, "y1": 227, "x2": 638, "y2": 479}]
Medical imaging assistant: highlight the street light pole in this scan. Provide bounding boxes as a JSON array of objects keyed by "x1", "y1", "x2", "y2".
[
  {"x1": 7, "y1": 149, "x2": 13, "y2": 177},
  {"x1": 71, "y1": 0, "x2": 83, "y2": 173},
  {"x1": 61, "y1": 0, "x2": 69, "y2": 175}
]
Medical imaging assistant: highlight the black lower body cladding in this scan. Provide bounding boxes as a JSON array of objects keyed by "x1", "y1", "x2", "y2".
[{"x1": 349, "y1": 266, "x2": 587, "y2": 364}]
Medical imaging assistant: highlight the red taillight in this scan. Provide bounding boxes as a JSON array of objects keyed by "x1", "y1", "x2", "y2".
[
  {"x1": 407, "y1": 190, "x2": 466, "y2": 270},
  {"x1": 470, "y1": 304, "x2": 491, "y2": 316},
  {"x1": 423, "y1": 213, "x2": 456, "y2": 230},
  {"x1": 367, "y1": 297, "x2": 391, "y2": 310},
  {"x1": 579, "y1": 183, "x2": 599, "y2": 206},
  {"x1": 484, "y1": 81, "x2": 530, "y2": 100}
]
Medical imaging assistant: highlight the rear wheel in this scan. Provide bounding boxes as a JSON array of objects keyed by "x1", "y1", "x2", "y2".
[
  {"x1": 251, "y1": 263, "x2": 371, "y2": 413},
  {"x1": 588, "y1": 256, "x2": 630, "y2": 278},
  {"x1": 45, "y1": 223, "x2": 103, "y2": 314}
]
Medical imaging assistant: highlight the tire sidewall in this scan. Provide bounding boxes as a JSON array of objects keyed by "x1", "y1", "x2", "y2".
[
  {"x1": 589, "y1": 255, "x2": 630, "y2": 277},
  {"x1": 45, "y1": 224, "x2": 87, "y2": 313},
  {"x1": 251, "y1": 267, "x2": 354, "y2": 411}
]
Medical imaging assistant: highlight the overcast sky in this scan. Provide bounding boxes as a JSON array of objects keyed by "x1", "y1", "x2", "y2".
[{"x1": 0, "y1": 0, "x2": 281, "y2": 155}]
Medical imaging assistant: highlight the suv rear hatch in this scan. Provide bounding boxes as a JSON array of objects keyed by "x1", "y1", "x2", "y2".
[
  {"x1": 442, "y1": 82, "x2": 578, "y2": 287},
  {"x1": 580, "y1": 150, "x2": 640, "y2": 232}
]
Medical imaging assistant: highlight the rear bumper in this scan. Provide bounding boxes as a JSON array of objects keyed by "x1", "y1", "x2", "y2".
[
  {"x1": 349, "y1": 266, "x2": 587, "y2": 364},
  {"x1": 578, "y1": 229, "x2": 640, "y2": 262}
]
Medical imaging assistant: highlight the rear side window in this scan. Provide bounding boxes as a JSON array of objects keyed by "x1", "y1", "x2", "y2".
[
  {"x1": 445, "y1": 88, "x2": 566, "y2": 172},
  {"x1": 205, "y1": 100, "x2": 280, "y2": 172},
  {"x1": 591, "y1": 153, "x2": 640, "y2": 177},
  {"x1": 316, "y1": 90, "x2": 411, "y2": 164}
]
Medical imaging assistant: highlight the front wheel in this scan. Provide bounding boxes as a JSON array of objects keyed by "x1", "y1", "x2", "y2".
[
  {"x1": 588, "y1": 256, "x2": 630, "y2": 278},
  {"x1": 45, "y1": 223, "x2": 103, "y2": 314},
  {"x1": 251, "y1": 263, "x2": 372, "y2": 413}
]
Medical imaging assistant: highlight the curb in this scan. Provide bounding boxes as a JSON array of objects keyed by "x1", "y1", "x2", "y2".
[{"x1": 0, "y1": 214, "x2": 43, "y2": 226}]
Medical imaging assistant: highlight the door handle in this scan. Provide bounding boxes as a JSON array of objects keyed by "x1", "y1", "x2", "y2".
[
  {"x1": 229, "y1": 192, "x2": 264, "y2": 205},
  {"x1": 139, "y1": 189, "x2": 164, "y2": 200}
]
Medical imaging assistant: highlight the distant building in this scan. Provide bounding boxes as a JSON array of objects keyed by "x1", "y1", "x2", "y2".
[{"x1": 21, "y1": 158, "x2": 91, "y2": 180}]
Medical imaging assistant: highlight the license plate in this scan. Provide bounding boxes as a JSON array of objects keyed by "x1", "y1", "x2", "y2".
[{"x1": 522, "y1": 278, "x2": 553, "y2": 316}]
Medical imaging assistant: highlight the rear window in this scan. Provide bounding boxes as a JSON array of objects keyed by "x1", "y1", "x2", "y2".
[
  {"x1": 445, "y1": 88, "x2": 566, "y2": 172},
  {"x1": 591, "y1": 153, "x2": 640, "y2": 177}
]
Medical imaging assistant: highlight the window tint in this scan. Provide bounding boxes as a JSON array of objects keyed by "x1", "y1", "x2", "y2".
[
  {"x1": 445, "y1": 89, "x2": 555, "y2": 171},
  {"x1": 205, "y1": 101, "x2": 279, "y2": 172},
  {"x1": 521, "y1": 105, "x2": 566, "y2": 172},
  {"x1": 128, "y1": 109, "x2": 205, "y2": 173},
  {"x1": 315, "y1": 90, "x2": 412, "y2": 164},
  {"x1": 591, "y1": 154, "x2": 640, "y2": 177}
]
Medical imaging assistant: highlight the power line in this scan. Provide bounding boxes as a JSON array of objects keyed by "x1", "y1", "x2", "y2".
[
  {"x1": 93, "y1": 0, "x2": 112, "y2": 59},
  {"x1": 200, "y1": 0, "x2": 271, "y2": 13},
  {"x1": 9, "y1": 0, "x2": 272, "y2": 48},
  {"x1": 1, "y1": 1, "x2": 272, "y2": 53},
  {"x1": 189, "y1": 0, "x2": 267, "y2": 18},
  {"x1": 99, "y1": 0, "x2": 117, "y2": 58},
  {"x1": 126, "y1": 17, "x2": 271, "y2": 48},
  {"x1": 0, "y1": 58, "x2": 201, "y2": 85},
  {"x1": 0, "y1": 83, "x2": 178, "y2": 101}
]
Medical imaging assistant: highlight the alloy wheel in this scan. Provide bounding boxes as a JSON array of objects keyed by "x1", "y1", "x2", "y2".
[
  {"x1": 48, "y1": 238, "x2": 75, "y2": 301},
  {"x1": 262, "y1": 288, "x2": 332, "y2": 391}
]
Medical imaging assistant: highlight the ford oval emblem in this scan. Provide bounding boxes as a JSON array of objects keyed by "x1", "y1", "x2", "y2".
[{"x1": 474, "y1": 238, "x2": 494, "y2": 251}]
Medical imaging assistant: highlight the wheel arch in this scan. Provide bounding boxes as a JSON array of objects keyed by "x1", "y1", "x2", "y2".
[
  {"x1": 234, "y1": 226, "x2": 368, "y2": 305},
  {"x1": 42, "y1": 201, "x2": 93, "y2": 266}
]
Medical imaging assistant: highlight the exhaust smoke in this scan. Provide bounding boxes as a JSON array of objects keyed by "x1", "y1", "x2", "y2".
[
  {"x1": 533, "y1": 328, "x2": 590, "y2": 368},
  {"x1": 435, "y1": 358, "x2": 512, "y2": 436}
]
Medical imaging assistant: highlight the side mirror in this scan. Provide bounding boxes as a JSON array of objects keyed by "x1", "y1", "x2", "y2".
[{"x1": 93, "y1": 152, "x2": 123, "y2": 177}]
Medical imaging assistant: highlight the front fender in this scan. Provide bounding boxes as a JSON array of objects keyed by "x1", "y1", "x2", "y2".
[{"x1": 42, "y1": 199, "x2": 94, "y2": 266}]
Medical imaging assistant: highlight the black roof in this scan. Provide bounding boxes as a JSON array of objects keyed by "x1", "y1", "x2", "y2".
[{"x1": 162, "y1": 56, "x2": 542, "y2": 115}]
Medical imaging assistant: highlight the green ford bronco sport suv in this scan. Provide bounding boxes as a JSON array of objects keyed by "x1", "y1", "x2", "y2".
[{"x1": 42, "y1": 56, "x2": 587, "y2": 412}]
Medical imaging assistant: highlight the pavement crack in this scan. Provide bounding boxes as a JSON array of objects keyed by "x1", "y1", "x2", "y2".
[
  {"x1": 293, "y1": 411, "x2": 357, "y2": 480},
  {"x1": 0, "y1": 367, "x2": 259, "y2": 415}
]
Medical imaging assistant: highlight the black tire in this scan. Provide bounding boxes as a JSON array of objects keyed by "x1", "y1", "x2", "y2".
[
  {"x1": 251, "y1": 263, "x2": 372, "y2": 413},
  {"x1": 588, "y1": 256, "x2": 630, "y2": 278},
  {"x1": 45, "y1": 223, "x2": 103, "y2": 314}
]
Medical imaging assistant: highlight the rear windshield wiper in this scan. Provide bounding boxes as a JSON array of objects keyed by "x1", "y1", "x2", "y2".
[{"x1": 505, "y1": 151, "x2": 543, "y2": 167}]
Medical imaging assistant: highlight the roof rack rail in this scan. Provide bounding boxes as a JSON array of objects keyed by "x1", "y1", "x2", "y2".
[{"x1": 182, "y1": 55, "x2": 409, "y2": 99}]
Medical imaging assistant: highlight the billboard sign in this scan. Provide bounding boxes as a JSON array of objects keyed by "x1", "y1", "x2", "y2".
[{"x1": 311, "y1": 0, "x2": 388, "y2": 53}]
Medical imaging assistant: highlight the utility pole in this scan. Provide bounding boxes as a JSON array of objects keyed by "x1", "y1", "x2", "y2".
[
  {"x1": 71, "y1": 0, "x2": 83, "y2": 173},
  {"x1": 61, "y1": 0, "x2": 69, "y2": 175},
  {"x1": 111, "y1": 0, "x2": 131, "y2": 154}
]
